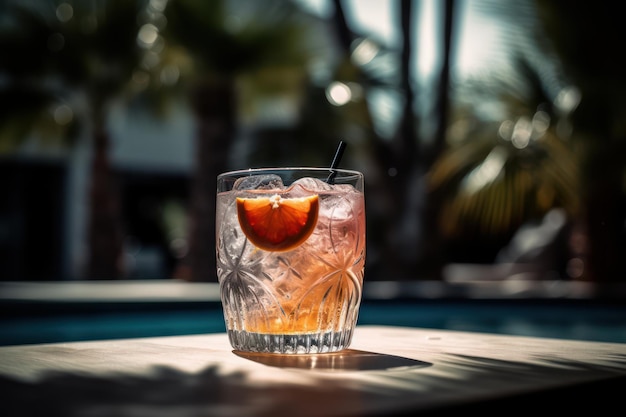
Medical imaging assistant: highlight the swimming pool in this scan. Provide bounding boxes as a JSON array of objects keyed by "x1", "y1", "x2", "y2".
[{"x1": 2, "y1": 298, "x2": 625, "y2": 346}]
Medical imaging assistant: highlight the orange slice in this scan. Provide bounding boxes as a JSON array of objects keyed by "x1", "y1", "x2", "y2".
[{"x1": 236, "y1": 194, "x2": 319, "y2": 252}]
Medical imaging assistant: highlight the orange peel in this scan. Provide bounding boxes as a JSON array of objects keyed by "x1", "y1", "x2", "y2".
[{"x1": 236, "y1": 194, "x2": 319, "y2": 251}]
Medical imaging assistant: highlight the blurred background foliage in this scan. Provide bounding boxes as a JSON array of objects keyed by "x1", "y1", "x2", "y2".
[{"x1": 0, "y1": 0, "x2": 624, "y2": 285}]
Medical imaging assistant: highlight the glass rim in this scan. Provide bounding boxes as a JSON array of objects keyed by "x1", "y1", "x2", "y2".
[{"x1": 217, "y1": 167, "x2": 363, "y2": 180}]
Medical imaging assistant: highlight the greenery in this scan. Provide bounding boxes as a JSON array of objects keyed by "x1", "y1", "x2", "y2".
[{"x1": 1, "y1": 0, "x2": 623, "y2": 283}]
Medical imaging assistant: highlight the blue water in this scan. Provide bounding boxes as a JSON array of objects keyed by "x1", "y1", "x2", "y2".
[
  {"x1": 1, "y1": 300, "x2": 625, "y2": 346},
  {"x1": 358, "y1": 301, "x2": 626, "y2": 344}
]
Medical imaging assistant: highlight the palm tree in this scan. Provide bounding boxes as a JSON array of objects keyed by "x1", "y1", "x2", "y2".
[
  {"x1": 328, "y1": 0, "x2": 459, "y2": 280},
  {"x1": 0, "y1": 0, "x2": 151, "y2": 279},
  {"x1": 532, "y1": 0, "x2": 626, "y2": 282},
  {"x1": 305, "y1": 0, "x2": 458, "y2": 281},
  {"x1": 161, "y1": 0, "x2": 319, "y2": 281},
  {"x1": 426, "y1": 0, "x2": 626, "y2": 283},
  {"x1": 428, "y1": 56, "x2": 580, "y2": 269},
  {"x1": 424, "y1": 0, "x2": 580, "y2": 269},
  {"x1": 413, "y1": 0, "x2": 457, "y2": 279}
]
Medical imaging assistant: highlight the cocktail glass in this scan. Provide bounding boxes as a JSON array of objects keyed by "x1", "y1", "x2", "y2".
[{"x1": 216, "y1": 167, "x2": 365, "y2": 354}]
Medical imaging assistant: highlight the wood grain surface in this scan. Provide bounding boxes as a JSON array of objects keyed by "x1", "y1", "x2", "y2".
[{"x1": 1, "y1": 325, "x2": 625, "y2": 416}]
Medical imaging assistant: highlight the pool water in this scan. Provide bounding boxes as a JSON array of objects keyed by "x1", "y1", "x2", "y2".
[
  {"x1": 358, "y1": 300, "x2": 626, "y2": 344},
  {"x1": 1, "y1": 299, "x2": 625, "y2": 346}
]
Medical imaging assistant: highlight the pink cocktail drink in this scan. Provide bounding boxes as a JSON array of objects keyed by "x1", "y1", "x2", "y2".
[{"x1": 216, "y1": 168, "x2": 365, "y2": 354}]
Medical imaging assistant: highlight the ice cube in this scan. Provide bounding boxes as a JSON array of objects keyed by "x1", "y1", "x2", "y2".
[
  {"x1": 323, "y1": 194, "x2": 355, "y2": 220},
  {"x1": 290, "y1": 177, "x2": 334, "y2": 192},
  {"x1": 233, "y1": 174, "x2": 284, "y2": 190},
  {"x1": 330, "y1": 183, "x2": 356, "y2": 193}
]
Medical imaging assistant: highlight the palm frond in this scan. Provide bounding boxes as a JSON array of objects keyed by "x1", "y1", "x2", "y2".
[{"x1": 430, "y1": 112, "x2": 580, "y2": 239}]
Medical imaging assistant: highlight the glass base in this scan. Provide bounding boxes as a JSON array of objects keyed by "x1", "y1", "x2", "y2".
[{"x1": 227, "y1": 328, "x2": 355, "y2": 354}]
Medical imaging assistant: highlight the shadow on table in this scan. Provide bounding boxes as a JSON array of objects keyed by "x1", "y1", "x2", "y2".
[
  {"x1": 1, "y1": 352, "x2": 626, "y2": 417},
  {"x1": 234, "y1": 349, "x2": 431, "y2": 371}
]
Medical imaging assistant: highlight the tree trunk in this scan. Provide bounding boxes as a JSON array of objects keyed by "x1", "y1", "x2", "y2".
[
  {"x1": 85, "y1": 104, "x2": 125, "y2": 279},
  {"x1": 582, "y1": 139, "x2": 626, "y2": 282},
  {"x1": 384, "y1": 0, "x2": 422, "y2": 279},
  {"x1": 395, "y1": 0, "x2": 418, "y2": 170},
  {"x1": 415, "y1": 0, "x2": 456, "y2": 280},
  {"x1": 181, "y1": 78, "x2": 237, "y2": 282}
]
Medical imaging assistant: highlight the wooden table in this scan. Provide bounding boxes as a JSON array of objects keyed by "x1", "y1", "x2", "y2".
[{"x1": 1, "y1": 325, "x2": 625, "y2": 416}]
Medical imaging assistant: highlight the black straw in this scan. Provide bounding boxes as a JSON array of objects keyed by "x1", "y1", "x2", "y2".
[{"x1": 326, "y1": 140, "x2": 347, "y2": 184}]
